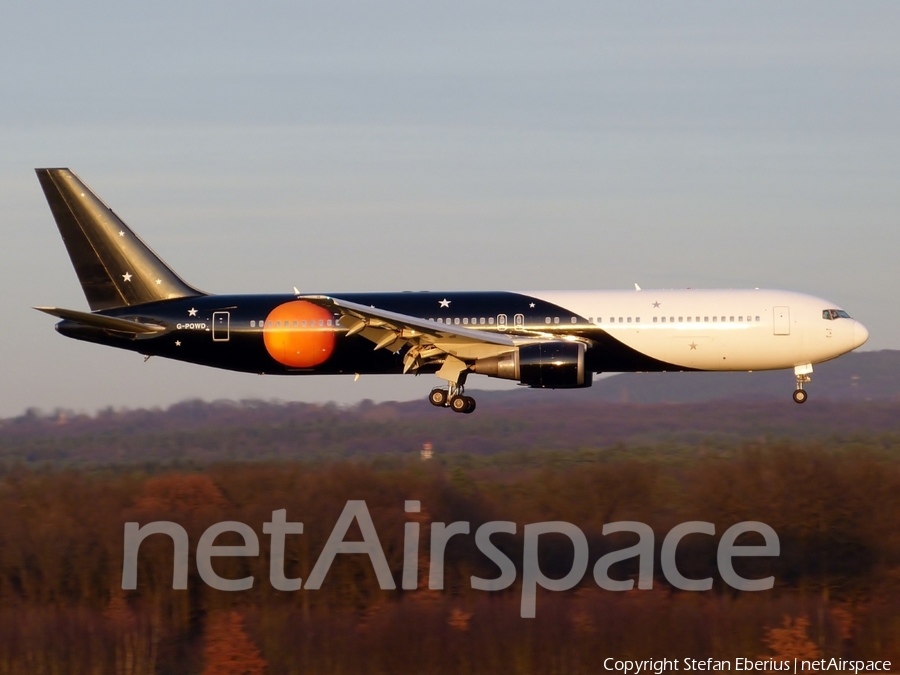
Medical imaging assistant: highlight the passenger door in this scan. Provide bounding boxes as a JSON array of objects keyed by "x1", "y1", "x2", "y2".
[
  {"x1": 212, "y1": 311, "x2": 230, "y2": 342},
  {"x1": 773, "y1": 306, "x2": 790, "y2": 336}
]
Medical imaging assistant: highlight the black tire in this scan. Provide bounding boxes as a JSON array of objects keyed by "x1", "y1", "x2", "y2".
[
  {"x1": 792, "y1": 389, "x2": 808, "y2": 404},
  {"x1": 429, "y1": 388, "x2": 448, "y2": 407},
  {"x1": 463, "y1": 396, "x2": 476, "y2": 414},
  {"x1": 450, "y1": 395, "x2": 469, "y2": 413}
]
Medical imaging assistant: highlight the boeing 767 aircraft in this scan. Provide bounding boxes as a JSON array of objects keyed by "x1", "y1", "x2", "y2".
[{"x1": 35, "y1": 169, "x2": 869, "y2": 413}]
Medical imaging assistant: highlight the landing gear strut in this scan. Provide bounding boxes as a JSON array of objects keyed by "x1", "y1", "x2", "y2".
[
  {"x1": 429, "y1": 356, "x2": 477, "y2": 413},
  {"x1": 793, "y1": 364, "x2": 812, "y2": 404}
]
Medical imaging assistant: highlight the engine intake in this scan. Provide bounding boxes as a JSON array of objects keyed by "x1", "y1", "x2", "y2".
[{"x1": 474, "y1": 341, "x2": 591, "y2": 389}]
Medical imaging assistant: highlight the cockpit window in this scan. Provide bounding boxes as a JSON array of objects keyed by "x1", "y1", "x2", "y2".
[{"x1": 823, "y1": 309, "x2": 852, "y2": 320}]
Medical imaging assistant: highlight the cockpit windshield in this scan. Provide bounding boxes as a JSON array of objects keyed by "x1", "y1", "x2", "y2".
[{"x1": 822, "y1": 309, "x2": 851, "y2": 320}]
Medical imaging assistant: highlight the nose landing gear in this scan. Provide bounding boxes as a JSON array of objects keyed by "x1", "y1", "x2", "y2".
[{"x1": 793, "y1": 364, "x2": 812, "y2": 404}]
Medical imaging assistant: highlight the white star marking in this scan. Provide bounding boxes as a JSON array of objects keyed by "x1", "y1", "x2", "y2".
[
  {"x1": 155, "y1": 279, "x2": 162, "y2": 285},
  {"x1": 122, "y1": 272, "x2": 132, "y2": 282},
  {"x1": 439, "y1": 298, "x2": 450, "y2": 308},
  {"x1": 188, "y1": 308, "x2": 198, "y2": 317},
  {"x1": 118, "y1": 230, "x2": 125, "y2": 237},
  {"x1": 175, "y1": 340, "x2": 182, "y2": 347},
  {"x1": 529, "y1": 303, "x2": 535, "y2": 308},
  {"x1": 689, "y1": 342, "x2": 698, "y2": 350}
]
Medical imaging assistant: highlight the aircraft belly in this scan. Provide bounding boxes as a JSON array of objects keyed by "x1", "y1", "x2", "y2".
[{"x1": 610, "y1": 328, "x2": 808, "y2": 372}]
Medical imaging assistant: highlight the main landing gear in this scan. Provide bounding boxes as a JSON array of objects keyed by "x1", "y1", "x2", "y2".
[
  {"x1": 428, "y1": 386, "x2": 476, "y2": 414},
  {"x1": 793, "y1": 364, "x2": 812, "y2": 404}
]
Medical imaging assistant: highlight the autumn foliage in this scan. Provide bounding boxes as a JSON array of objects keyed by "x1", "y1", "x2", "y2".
[
  {"x1": 202, "y1": 611, "x2": 267, "y2": 675},
  {"x1": 0, "y1": 438, "x2": 898, "y2": 672}
]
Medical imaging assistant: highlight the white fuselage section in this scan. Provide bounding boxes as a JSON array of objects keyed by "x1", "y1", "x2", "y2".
[{"x1": 527, "y1": 289, "x2": 869, "y2": 372}]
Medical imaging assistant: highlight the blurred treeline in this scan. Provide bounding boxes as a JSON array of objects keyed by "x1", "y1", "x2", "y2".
[
  {"x1": 1, "y1": 440, "x2": 899, "y2": 673},
  {"x1": 4, "y1": 397, "x2": 900, "y2": 467}
]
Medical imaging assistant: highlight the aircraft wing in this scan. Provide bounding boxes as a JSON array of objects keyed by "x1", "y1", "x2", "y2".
[{"x1": 300, "y1": 295, "x2": 528, "y2": 374}]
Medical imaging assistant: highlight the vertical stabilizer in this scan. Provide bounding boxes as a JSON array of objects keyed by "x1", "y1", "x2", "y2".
[{"x1": 35, "y1": 168, "x2": 205, "y2": 311}]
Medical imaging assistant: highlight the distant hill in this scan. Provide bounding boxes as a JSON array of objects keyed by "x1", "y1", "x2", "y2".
[
  {"x1": 2, "y1": 350, "x2": 899, "y2": 468},
  {"x1": 471, "y1": 349, "x2": 900, "y2": 405}
]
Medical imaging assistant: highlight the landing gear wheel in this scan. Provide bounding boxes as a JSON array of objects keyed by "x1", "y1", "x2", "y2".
[
  {"x1": 429, "y1": 388, "x2": 448, "y2": 407},
  {"x1": 792, "y1": 389, "x2": 808, "y2": 404},
  {"x1": 450, "y1": 395, "x2": 471, "y2": 413},
  {"x1": 462, "y1": 396, "x2": 476, "y2": 414}
]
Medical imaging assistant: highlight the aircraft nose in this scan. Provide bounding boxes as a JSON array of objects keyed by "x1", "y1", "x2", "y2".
[{"x1": 853, "y1": 321, "x2": 869, "y2": 349}]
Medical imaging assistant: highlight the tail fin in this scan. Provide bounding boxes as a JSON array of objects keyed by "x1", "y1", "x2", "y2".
[{"x1": 35, "y1": 168, "x2": 205, "y2": 311}]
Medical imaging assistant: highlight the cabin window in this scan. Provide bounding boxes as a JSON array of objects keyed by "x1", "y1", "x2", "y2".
[
  {"x1": 327, "y1": 320, "x2": 333, "y2": 326},
  {"x1": 712, "y1": 317, "x2": 717, "y2": 322},
  {"x1": 661, "y1": 317, "x2": 666, "y2": 323},
  {"x1": 319, "y1": 320, "x2": 324, "y2": 326},
  {"x1": 636, "y1": 317, "x2": 640, "y2": 323},
  {"x1": 554, "y1": 317, "x2": 560, "y2": 324},
  {"x1": 738, "y1": 316, "x2": 743, "y2": 322},
  {"x1": 488, "y1": 317, "x2": 494, "y2": 325},
  {"x1": 627, "y1": 317, "x2": 632, "y2": 323},
  {"x1": 721, "y1": 316, "x2": 726, "y2": 322},
  {"x1": 571, "y1": 317, "x2": 577, "y2": 324},
  {"x1": 730, "y1": 316, "x2": 734, "y2": 322},
  {"x1": 437, "y1": 318, "x2": 443, "y2": 323},
  {"x1": 463, "y1": 318, "x2": 469, "y2": 324},
  {"x1": 250, "y1": 320, "x2": 256, "y2": 327},
  {"x1": 686, "y1": 317, "x2": 692, "y2": 322},
  {"x1": 678, "y1": 317, "x2": 683, "y2": 322},
  {"x1": 480, "y1": 317, "x2": 486, "y2": 325},
  {"x1": 545, "y1": 317, "x2": 552, "y2": 324},
  {"x1": 454, "y1": 318, "x2": 460, "y2": 325},
  {"x1": 756, "y1": 316, "x2": 761, "y2": 322}
]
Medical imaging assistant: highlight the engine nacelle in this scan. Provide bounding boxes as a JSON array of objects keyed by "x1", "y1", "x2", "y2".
[{"x1": 473, "y1": 342, "x2": 592, "y2": 389}]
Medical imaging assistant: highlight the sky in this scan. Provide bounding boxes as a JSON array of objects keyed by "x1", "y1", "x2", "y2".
[{"x1": 1, "y1": 1, "x2": 898, "y2": 417}]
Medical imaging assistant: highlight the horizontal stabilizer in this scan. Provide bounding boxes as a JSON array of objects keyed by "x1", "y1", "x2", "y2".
[{"x1": 34, "y1": 307, "x2": 166, "y2": 335}]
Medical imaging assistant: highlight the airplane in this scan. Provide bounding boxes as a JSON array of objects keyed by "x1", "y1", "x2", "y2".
[{"x1": 34, "y1": 168, "x2": 869, "y2": 413}]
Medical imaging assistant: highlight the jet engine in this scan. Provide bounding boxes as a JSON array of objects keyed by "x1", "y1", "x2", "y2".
[{"x1": 473, "y1": 341, "x2": 591, "y2": 388}]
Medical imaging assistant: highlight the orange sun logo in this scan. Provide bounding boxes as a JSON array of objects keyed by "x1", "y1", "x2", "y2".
[{"x1": 263, "y1": 301, "x2": 336, "y2": 368}]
